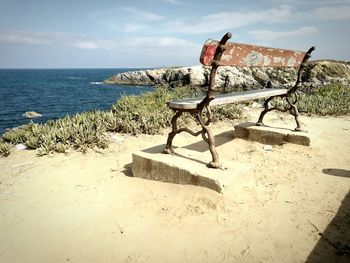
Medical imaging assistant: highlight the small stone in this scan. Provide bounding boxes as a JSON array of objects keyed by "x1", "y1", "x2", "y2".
[
  {"x1": 263, "y1": 145, "x2": 273, "y2": 151},
  {"x1": 23, "y1": 111, "x2": 42, "y2": 118},
  {"x1": 16, "y1": 144, "x2": 28, "y2": 150},
  {"x1": 111, "y1": 134, "x2": 124, "y2": 143},
  {"x1": 251, "y1": 102, "x2": 261, "y2": 108}
]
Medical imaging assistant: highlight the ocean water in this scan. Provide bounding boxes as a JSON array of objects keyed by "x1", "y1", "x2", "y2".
[{"x1": 0, "y1": 68, "x2": 154, "y2": 135}]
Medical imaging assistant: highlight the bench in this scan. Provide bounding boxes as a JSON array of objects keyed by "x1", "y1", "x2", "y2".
[{"x1": 163, "y1": 32, "x2": 315, "y2": 168}]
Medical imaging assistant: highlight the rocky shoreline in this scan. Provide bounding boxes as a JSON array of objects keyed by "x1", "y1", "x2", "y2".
[{"x1": 104, "y1": 60, "x2": 350, "y2": 90}]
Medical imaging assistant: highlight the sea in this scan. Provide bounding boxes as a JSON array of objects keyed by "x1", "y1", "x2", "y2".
[{"x1": 0, "y1": 68, "x2": 155, "y2": 135}]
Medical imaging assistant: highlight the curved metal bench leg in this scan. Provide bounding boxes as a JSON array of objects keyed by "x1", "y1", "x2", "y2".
[
  {"x1": 287, "y1": 99, "x2": 304, "y2": 132},
  {"x1": 286, "y1": 93, "x2": 305, "y2": 132},
  {"x1": 256, "y1": 96, "x2": 274, "y2": 126},
  {"x1": 163, "y1": 110, "x2": 182, "y2": 154},
  {"x1": 200, "y1": 127, "x2": 220, "y2": 168},
  {"x1": 197, "y1": 107, "x2": 220, "y2": 168}
]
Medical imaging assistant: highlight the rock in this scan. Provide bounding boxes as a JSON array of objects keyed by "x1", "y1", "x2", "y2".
[
  {"x1": 104, "y1": 70, "x2": 154, "y2": 85},
  {"x1": 189, "y1": 65, "x2": 207, "y2": 86},
  {"x1": 16, "y1": 144, "x2": 28, "y2": 150},
  {"x1": 110, "y1": 134, "x2": 124, "y2": 143},
  {"x1": 145, "y1": 68, "x2": 167, "y2": 84},
  {"x1": 104, "y1": 60, "x2": 350, "y2": 89},
  {"x1": 164, "y1": 67, "x2": 190, "y2": 87},
  {"x1": 263, "y1": 145, "x2": 273, "y2": 151},
  {"x1": 307, "y1": 60, "x2": 350, "y2": 85},
  {"x1": 217, "y1": 67, "x2": 260, "y2": 91},
  {"x1": 251, "y1": 68, "x2": 269, "y2": 85},
  {"x1": 23, "y1": 111, "x2": 42, "y2": 118},
  {"x1": 251, "y1": 102, "x2": 261, "y2": 108}
]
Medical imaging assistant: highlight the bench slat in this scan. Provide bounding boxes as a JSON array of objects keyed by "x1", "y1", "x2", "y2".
[
  {"x1": 200, "y1": 40, "x2": 306, "y2": 68},
  {"x1": 167, "y1": 89, "x2": 288, "y2": 110}
]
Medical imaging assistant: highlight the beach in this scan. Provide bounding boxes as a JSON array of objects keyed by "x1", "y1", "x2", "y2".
[{"x1": 1, "y1": 109, "x2": 349, "y2": 262}]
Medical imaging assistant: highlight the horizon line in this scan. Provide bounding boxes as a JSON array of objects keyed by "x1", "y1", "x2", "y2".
[{"x1": 0, "y1": 67, "x2": 157, "y2": 70}]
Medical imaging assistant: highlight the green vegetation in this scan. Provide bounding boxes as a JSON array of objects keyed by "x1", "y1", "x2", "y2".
[
  {"x1": 0, "y1": 86, "x2": 210, "y2": 157},
  {"x1": 270, "y1": 84, "x2": 350, "y2": 116},
  {"x1": 0, "y1": 84, "x2": 349, "y2": 157},
  {"x1": 0, "y1": 139, "x2": 11, "y2": 157},
  {"x1": 109, "y1": 86, "x2": 197, "y2": 134},
  {"x1": 298, "y1": 84, "x2": 350, "y2": 115},
  {"x1": 1, "y1": 111, "x2": 109, "y2": 157}
]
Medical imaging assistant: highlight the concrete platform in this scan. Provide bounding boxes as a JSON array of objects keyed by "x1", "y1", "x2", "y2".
[
  {"x1": 233, "y1": 122, "x2": 311, "y2": 146},
  {"x1": 132, "y1": 146, "x2": 250, "y2": 193}
]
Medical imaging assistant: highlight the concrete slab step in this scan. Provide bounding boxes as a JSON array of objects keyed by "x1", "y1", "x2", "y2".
[
  {"x1": 233, "y1": 122, "x2": 312, "y2": 146},
  {"x1": 132, "y1": 146, "x2": 250, "y2": 193}
]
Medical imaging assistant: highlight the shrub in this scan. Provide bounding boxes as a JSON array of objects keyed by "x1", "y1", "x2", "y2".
[
  {"x1": 2, "y1": 110, "x2": 110, "y2": 156},
  {"x1": 109, "y1": 86, "x2": 196, "y2": 134},
  {"x1": 268, "y1": 84, "x2": 350, "y2": 116},
  {"x1": 1, "y1": 84, "x2": 347, "y2": 157},
  {"x1": 298, "y1": 84, "x2": 350, "y2": 115},
  {"x1": 0, "y1": 139, "x2": 11, "y2": 157},
  {"x1": 213, "y1": 104, "x2": 243, "y2": 121}
]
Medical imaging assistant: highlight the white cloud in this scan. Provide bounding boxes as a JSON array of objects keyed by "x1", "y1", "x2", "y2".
[
  {"x1": 0, "y1": 29, "x2": 200, "y2": 55},
  {"x1": 124, "y1": 7, "x2": 165, "y2": 21},
  {"x1": 125, "y1": 36, "x2": 199, "y2": 51},
  {"x1": 266, "y1": 0, "x2": 350, "y2": 4},
  {"x1": 72, "y1": 41, "x2": 102, "y2": 50},
  {"x1": 88, "y1": 10, "x2": 112, "y2": 19},
  {"x1": 312, "y1": 5, "x2": 350, "y2": 20},
  {"x1": 123, "y1": 23, "x2": 146, "y2": 33},
  {"x1": 168, "y1": 5, "x2": 293, "y2": 34},
  {"x1": 0, "y1": 30, "x2": 53, "y2": 45},
  {"x1": 249, "y1": 26, "x2": 318, "y2": 40},
  {"x1": 316, "y1": 0, "x2": 350, "y2": 3},
  {"x1": 159, "y1": 0, "x2": 186, "y2": 5}
]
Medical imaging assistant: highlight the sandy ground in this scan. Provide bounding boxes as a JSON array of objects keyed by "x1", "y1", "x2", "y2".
[{"x1": 0, "y1": 109, "x2": 350, "y2": 263}]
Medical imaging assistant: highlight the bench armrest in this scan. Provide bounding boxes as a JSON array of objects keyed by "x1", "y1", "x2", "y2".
[
  {"x1": 288, "y1": 46, "x2": 316, "y2": 94},
  {"x1": 198, "y1": 32, "x2": 232, "y2": 108}
]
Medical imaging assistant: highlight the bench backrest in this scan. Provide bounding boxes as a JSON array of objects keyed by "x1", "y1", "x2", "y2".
[
  {"x1": 196, "y1": 32, "x2": 315, "y2": 107},
  {"x1": 200, "y1": 39, "x2": 307, "y2": 68}
]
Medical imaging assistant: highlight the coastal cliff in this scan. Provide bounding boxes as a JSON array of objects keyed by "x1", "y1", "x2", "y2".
[{"x1": 104, "y1": 61, "x2": 350, "y2": 89}]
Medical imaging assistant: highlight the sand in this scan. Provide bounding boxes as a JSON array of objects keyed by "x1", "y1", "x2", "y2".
[{"x1": 1, "y1": 109, "x2": 349, "y2": 263}]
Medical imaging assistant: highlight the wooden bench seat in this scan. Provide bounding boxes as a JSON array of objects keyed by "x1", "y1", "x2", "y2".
[
  {"x1": 167, "y1": 88, "x2": 288, "y2": 110},
  {"x1": 163, "y1": 32, "x2": 315, "y2": 168}
]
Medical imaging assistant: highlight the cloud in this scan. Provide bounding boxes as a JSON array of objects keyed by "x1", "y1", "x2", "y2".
[
  {"x1": 0, "y1": 29, "x2": 200, "y2": 55},
  {"x1": 0, "y1": 30, "x2": 53, "y2": 45},
  {"x1": 123, "y1": 23, "x2": 146, "y2": 33},
  {"x1": 88, "y1": 10, "x2": 112, "y2": 19},
  {"x1": 124, "y1": 36, "x2": 200, "y2": 53},
  {"x1": 72, "y1": 41, "x2": 104, "y2": 50},
  {"x1": 124, "y1": 7, "x2": 165, "y2": 21},
  {"x1": 249, "y1": 26, "x2": 318, "y2": 41},
  {"x1": 159, "y1": 0, "x2": 186, "y2": 5},
  {"x1": 266, "y1": 0, "x2": 350, "y2": 4},
  {"x1": 312, "y1": 5, "x2": 350, "y2": 20},
  {"x1": 168, "y1": 5, "x2": 293, "y2": 34}
]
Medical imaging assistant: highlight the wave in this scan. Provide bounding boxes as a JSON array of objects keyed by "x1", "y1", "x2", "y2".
[{"x1": 90, "y1": 81, "x2": 103, "y2": 85}]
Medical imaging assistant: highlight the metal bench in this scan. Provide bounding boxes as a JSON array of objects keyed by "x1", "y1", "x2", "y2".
[{"x1": 163, "y1": 32, "x2": 315, "y2": 168}]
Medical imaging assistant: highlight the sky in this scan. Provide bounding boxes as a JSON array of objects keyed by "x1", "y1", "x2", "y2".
[{"x1": 0, "y1": 0, "x2": 349, "y2": 68}]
